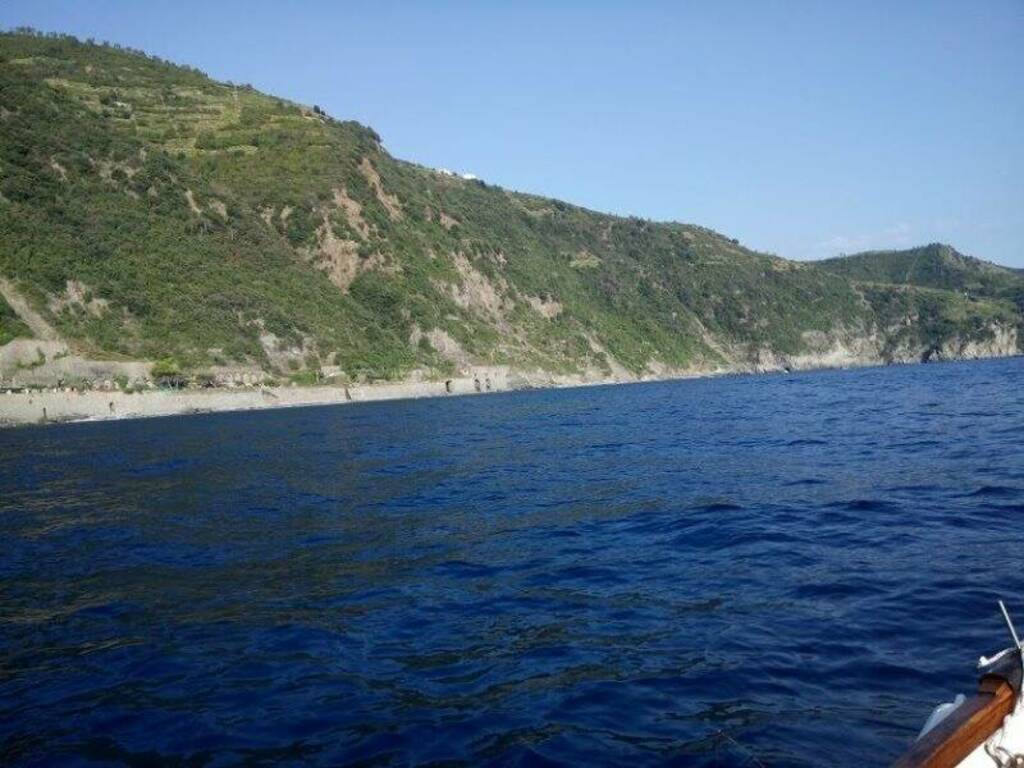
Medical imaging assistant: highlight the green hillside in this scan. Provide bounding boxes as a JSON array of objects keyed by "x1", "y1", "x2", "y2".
[
  {"x1": 0, "y1": 30, "x2": 1020, "y2": 382},
  {"x1": 0, "y1": 293, "x2": 30, "y2": 346},
  {"x1": 818, "y1": 244, "x2": 1024, "y2": 306}
]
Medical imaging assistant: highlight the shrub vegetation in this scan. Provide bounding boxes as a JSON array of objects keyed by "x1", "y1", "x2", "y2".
[{"x1": 1, "y1": 30, "x2": 1020, "y2": 379}]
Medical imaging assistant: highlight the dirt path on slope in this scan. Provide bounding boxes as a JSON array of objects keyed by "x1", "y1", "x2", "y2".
[{"x1": 0, "y1": 278, "x2": 59, "y2": 340}]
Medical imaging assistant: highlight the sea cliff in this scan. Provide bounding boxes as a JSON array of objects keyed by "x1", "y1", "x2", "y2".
[{"x1": 2, "y1": 331, "x2": 1018, "y2": 428}]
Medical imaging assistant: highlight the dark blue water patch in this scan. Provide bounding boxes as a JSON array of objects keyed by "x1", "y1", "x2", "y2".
[
  {"x1": 833, "y1": 498, "x2": 900, "y2": 512},
  {"x1": 884, "y1": 483, "x2": 939, "y2": 493},
  {"x1": 1, "y1": 357, "x2": 1024, "y2": 767},
  {"x1": 692, "y1": 500, "x2": 745, "y2": 512},
  {"x1": 123, "y1": 456, "x2": 195, "y2": 477},
  {"x1": 985, "y1": 503, "x2": 1024, "y2": 515},
  {"x1": 994, "y1": 423, "x2": 1024, "y2": 435},
  {"x1": 964, "y1": 484, "x2": 1022, "y2": 498}
]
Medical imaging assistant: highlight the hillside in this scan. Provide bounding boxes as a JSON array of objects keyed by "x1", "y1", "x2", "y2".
[
  {"x1": 0, "y1": 30, "x2": 1021, "y2": 390},
  {"x1": 818, "y1": 244, "x2": 1024, "y2": 307},
  {"x1": 0, "y1": 293, "x2": 30, "y2": 346}
]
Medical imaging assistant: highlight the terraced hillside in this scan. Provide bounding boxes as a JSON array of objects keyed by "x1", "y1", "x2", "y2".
[
  {"x1": 0, "y1": 30, "x2": 1020, "y2": 387},
  {"x1": 819, "y1": 244, "x2": 1024, "y2": 307}
]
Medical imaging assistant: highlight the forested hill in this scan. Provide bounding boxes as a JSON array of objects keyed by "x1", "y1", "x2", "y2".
[{"x1": 0, "y1": 30, "x2": 1020, "y2": 386}]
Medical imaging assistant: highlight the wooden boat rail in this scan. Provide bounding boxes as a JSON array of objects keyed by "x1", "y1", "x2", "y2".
[{"x1": 893, "y1": 651, "x2": 1022, "y2": 768}]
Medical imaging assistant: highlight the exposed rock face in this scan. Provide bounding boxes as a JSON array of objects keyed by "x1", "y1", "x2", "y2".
[
  {"x1": 308, "y1": 216, "x2": 363, "y2": 292},
  {"x1": 358, "y1": 158, "x2": 403, "y2": 220},
  {"x1": 409, "y1": 325, "x2": 471, "y2": 368},
  {"x1": 525, "y1": 295, "x2": 563, "y2": 319},
  {"x1": 0, "y1": 339, "x2": 68, "y2": 369},
  {"x1": 332, "y1": 187, "x2": 371, "y2": 239},
  {"x1": 0, "y1": 339, "x2": 151, "y2": 387},
  {"x1": 0, "y1": 280, "x2": 153, "y2": 388},
  {"x1": 930, "y1": 325, "x2": 1019, "y2": 363},
  {"x1": 737, "y1": 322, "x2": 1020, "y2": 374},
  {"x1": 47, "y1": 280, "x2": 109, "y2": 317},
  {"x1": 257, "y1": 331, "x2": 312, "y2": 372},
  {"x1": 438, "y1": 253, "x2": 515, "y2": 321}
]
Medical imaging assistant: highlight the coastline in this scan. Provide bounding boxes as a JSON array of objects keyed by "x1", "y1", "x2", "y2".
[
  {"x1": 0, "y1": 366, "x2": 615, "y2": 428},
  {"x1": 1, "y1": 351, "x2": 1019, "y2": 429}
]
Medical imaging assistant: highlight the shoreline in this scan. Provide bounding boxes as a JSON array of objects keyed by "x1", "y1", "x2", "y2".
[{"x1": 1, "y1": 352, "x2": 1019, "y2": 429}]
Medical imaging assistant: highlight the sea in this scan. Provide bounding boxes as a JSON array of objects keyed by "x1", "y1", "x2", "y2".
[{"x1": 2, "y1": 357, "x2": 1023, "y2": 767}]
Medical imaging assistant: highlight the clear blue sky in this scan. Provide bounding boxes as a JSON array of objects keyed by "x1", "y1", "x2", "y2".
[{"x1": 3, "y1": 1, "x2": 1022, "y2": 266}]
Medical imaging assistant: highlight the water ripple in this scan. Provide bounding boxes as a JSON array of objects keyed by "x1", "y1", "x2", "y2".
[{"x1": 1, "y1": 357, "x2": 1023, "y2": 766}]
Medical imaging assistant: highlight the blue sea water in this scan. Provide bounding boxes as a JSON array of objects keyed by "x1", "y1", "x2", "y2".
[{"x1": 2, "y1": 358, "x2": 1023, "y2": 767}]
